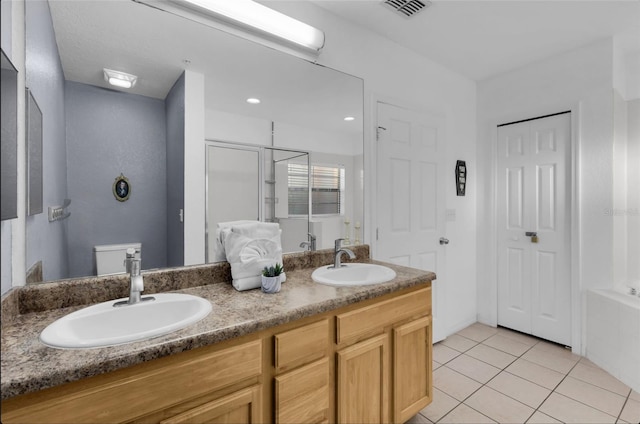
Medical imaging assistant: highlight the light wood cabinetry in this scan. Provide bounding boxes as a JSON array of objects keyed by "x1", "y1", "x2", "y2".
[
  {"x1": 161, "y1": 385, "x2": 262, "y2": 424},
  {"x1": 336, "y1": 334, "x2": 389, "y2": 424},
  {"x1": 393, "y1": 316, "x2": 433, "y2": 423},
  {"x1": 275, "y1": 358, "x2": 330, "y2": 424},
  {"x1": 2, "y1": 282, "x2": 432, "y2": 424}
]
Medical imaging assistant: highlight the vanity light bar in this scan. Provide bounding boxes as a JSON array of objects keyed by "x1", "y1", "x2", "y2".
[
  {"x1": 168, "y1": 0, "x2": 325, "y2": 52},
  {"x1": 103, "y1": 68, "x2": 138, "y2": 89}
]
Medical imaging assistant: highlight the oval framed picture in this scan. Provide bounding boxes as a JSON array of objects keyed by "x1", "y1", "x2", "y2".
[{"x1": 113, "y1": 174, "x2": 130, "y2": 202}]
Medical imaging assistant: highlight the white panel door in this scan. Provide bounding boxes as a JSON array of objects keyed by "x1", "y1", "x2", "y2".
[
  {"x1": 377, "y1": 102, "x2": 446, "y2": 342},
  {"x1": 497, "y1": 113, "x2": 571, "y2": 346}
]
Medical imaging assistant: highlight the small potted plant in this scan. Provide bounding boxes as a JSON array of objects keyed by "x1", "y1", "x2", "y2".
[{"x1": 261, "y1": 263, "x2": 283, "y2": 294}]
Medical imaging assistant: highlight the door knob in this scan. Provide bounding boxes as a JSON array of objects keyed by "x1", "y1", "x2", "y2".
[
  {"x1": 525, "y1": 231, "x2": 539, "y2": 243},
  {"x1": 439, "y1": 237, "x2": 450, "y2": 245}
]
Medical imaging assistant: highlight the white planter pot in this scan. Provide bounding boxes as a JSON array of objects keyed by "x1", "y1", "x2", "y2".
[{"x1": 261, "y1": 275, "x2": 281, "y2": 294}]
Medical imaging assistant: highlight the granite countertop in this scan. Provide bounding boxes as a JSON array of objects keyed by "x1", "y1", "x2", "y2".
[{"x1": 1, "y1": 248, "x2": 435, "y2": 401}]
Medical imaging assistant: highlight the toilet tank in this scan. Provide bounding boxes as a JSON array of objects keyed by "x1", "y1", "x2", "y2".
[{"x1": 94, "y1": 243, "x2": 141, "y2": 276}]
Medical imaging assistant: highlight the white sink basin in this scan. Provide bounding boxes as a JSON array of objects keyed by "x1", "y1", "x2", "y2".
[
  {"x1": 312, "y1": 263, "x2": 397, "y2": 287},
  {"x1": 40, "y1": 293, "x2": 212, "y2": 349}
]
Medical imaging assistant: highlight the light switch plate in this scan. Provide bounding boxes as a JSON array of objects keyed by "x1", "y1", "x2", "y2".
[{"x1": 446, "y1": 209, "x2": 456, "y2": 222}]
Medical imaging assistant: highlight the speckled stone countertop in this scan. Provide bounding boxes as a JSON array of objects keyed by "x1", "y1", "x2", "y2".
[{"x1": 1, "y1": 245, "x2": 435, "y2": 401}]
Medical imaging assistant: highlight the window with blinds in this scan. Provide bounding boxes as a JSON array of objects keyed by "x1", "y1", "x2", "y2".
[{"x1": 288, "y1": 164, "x2": 344, "y2": 216}]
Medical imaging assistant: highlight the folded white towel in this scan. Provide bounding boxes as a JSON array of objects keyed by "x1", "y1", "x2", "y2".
[
  {"x1": 212, "y1": 220, "x2": 275, "y2": 262},
  {"x1": 221, "y1": 223, "x2": 285, "y2": 291},
  {"x1": 233, "y1": 272, "x2": 287, "y2": 291}
]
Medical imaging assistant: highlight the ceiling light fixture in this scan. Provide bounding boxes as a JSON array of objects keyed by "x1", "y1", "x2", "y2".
[
  {"x1": 134, "y1": 0, "x2": 325, "y2": 59},
  {"x1": 246, "y1": 98, "x2": 261, "y2": 104},
  {"x1": 103, "y1": 68, "x2": 138, "y2": 89},
  {"x1": 344, "y1": 116, "x2": 355, "y2": 121}
]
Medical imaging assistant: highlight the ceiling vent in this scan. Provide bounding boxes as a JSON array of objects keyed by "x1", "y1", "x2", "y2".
[{"x1": 383, "y1": 0, "x2": 431, "y2": 18}]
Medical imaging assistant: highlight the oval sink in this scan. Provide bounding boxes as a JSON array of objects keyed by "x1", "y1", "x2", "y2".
[
  {"x1": 40, "y1": 293, "x2": 212, "y2": 349},
  {"x1": 312, "y1": 263, "x2": 397, "y2": 287}
]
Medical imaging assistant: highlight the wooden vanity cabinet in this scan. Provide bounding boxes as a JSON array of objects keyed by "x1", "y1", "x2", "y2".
[
  {"x1": 273, "y1": 319, "x2": 331, "y2": 424},
  {"x1": 334, "y1": 286, "x2": 432, "y2": 424},
  {"x1": 1, "y1": 282, "x2": 432, "y2": 424}
]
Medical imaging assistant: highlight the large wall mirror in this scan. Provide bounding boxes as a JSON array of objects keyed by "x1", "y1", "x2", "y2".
[{"x1": 26, "y1": 0, "x2": 363, "y2": 281}]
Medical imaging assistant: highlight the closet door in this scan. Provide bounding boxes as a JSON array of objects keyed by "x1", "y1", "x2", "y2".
[{"x1": 497, "y1": 112, "x2": 571, "y2": 346}]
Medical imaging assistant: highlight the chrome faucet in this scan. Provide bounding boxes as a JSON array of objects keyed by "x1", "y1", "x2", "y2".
[
  {"x1": 332, "y1": 238, "x2": 355, "y2": 269},
  {"x1": 299, "y1": 233, "x2": 317, "y2": 251},
  {"x1": 114, "y1": 248, "x2": 154, "y2": 307}
]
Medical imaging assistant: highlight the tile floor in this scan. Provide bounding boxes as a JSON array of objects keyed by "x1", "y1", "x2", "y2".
[{"x1": 408, "y1": 323, "x2": 640, "y2": 424}]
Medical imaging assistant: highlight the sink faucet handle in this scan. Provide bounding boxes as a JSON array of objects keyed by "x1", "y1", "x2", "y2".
[{"x1": 335, "y1": 238, "x2": 344, "y2": 250}]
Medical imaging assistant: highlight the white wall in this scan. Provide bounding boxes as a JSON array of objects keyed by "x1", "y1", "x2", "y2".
[
  {"x1": 265, "y1": 2, "x2": 478, "y2": 335},
  {"x1": 613, "y1": 90, "x2": 628, "y2": 287},
  {"x1": 183, "y1": 70, "x2": 206, "y2": 266},
  {"x1": 476, "y1": 39, "x2": 615, "y2": 353},
  {"x1": 1, "y1": 0, "x2": 26, "y2": 295},
  {"x1": 628, "y1": 99, "x2": 640, "y2": 284}
]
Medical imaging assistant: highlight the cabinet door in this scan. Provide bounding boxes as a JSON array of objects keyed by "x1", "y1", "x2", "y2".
[
  {"x1": 337, "y1": 334, "x2": 389, "y2": 424},
  {"x1": 393, "y1": 316, "x2": 432, "y2": 423},
  {"x1": 160, "y1": 385, "x2": 262, "y2": 424},
  {"x1": 275, "y1": 358, "x2": 330, "y2": 424}
]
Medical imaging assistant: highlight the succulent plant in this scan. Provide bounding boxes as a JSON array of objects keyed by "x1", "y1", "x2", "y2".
[{"x1": 262, "y1": 263, "x2": 283, "y2": 277}]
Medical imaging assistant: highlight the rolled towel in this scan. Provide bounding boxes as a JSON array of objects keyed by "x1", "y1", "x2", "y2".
[
  {"x1": 233, "y1": 272, "x2": 287, "y2": 291},
  {"x1": 213, "y1": 220, "x2": 273, "y2": 262},
  {"x1": 222, "y1": 226, "x2": 285, "y2": 291}
]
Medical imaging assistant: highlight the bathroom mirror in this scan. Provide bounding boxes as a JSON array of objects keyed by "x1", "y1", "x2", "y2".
[
  {"x1": 1, "y1": 48, "x2": 18, "y2": 221},
  {"x1": 26, "y1": 0, "x2": 364, "y2": 281}
]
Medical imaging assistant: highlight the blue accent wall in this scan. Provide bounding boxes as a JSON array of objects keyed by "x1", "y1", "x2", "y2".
[{"x1": 65, "y1": 82, "x2": 167, "y2": 277}]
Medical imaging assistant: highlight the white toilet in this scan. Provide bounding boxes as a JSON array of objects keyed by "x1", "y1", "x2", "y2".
[{"x1": 94, "y1": 243, "x2": 141, "y2": 276}]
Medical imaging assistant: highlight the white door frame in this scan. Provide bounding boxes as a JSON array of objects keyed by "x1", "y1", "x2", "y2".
[{"x1": 487, "y1": 103, "x2": 582, "y2": 354}]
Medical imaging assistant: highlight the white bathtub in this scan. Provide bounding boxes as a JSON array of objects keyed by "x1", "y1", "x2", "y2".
[{"x1": 586, "y1": 287, "x2": 640, "y2": 392}]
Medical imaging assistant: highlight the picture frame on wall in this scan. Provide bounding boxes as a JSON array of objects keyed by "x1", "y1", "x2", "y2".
[{"x1": 113, "y1": 173, "x2": 130, "y2": 201}]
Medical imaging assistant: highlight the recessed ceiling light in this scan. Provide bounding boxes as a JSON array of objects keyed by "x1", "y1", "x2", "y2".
[
  {"x1": 247, "y1": 98, "x2": 261, "y2": 104},
  {"x1": 344, "y1": 116, "x2": 355, "y2": 121},
  {"x1": 103, "y1": 68, "x2": 138, "y2": 89}
]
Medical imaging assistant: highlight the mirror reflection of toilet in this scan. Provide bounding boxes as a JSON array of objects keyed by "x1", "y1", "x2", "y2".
[{"x1": 93, "y1": 243, "x2": 141, "y2": 276}]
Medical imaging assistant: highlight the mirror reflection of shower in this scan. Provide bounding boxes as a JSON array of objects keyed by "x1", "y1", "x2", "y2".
[{"x1": 205, "y1": 141, "x2": 310, "y2": 262}]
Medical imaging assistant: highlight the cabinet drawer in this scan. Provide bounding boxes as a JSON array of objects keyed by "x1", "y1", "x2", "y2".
[
  {"x1": 2, "y1": 340, "x2": 263, "y2": 424},
  {"x1": 274, "y1": 319, "x2": 329, "y2": 373},
  {"x1": 275, "y1": 358, "x2": 330, "y2": 424},
  {"x1": 336, "y1": 287, "x2": 431, "y2": 344}
]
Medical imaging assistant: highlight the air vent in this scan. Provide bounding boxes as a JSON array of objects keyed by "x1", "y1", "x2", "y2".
[{"x1": 383, "y1": 0, "x2": 431, "y2": 18}]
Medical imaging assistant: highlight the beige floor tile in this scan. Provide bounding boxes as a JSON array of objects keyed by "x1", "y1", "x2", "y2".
[
  {"x1": 433, "y1": 360, "x2": 442, "y2": 371},
  {"x1": 630, "y1": 390, "x2": 640, "y2": 402},
  {"x1": 441, "y1": 334, "x2": 478, "y2": 353},
  {"x1": 483, "y1": 334, "x2": 533, "y2": 356},
  {"x1": 433, "y1": 343, "x2": 461, "y2": 364},
  {"x1": 617, "y1": 419, "x2": 630, "y2": 424},
  {"x1": 578, "y1": 356, "x2": 601, "y2": 369},
  {"x1": 539, "y1": 393, "x2": 618, "y2": 423},
  {"x1": 465, "y1": 386, "x2": 534, "y2": 423},
  {"x1": 555, "y1": 376, "x2": 627, "y2": 417},
  {"x1": 530, "y1": 340, "x2": 581, "y2": 361},
  {"x1": 433, "y1": 366, "x2": 482, "y2": 401},
  {"x1": 526, "y1": 410, "x2": 562, "y2": 423},
  {"x1": 620, "y1": 398, "x2": 640, "y2": 424},
  {"x1": 419, "y1": 388, "x2": 459, "y2": 423},
  {"x1": 506, "y1": 358, "x2": 565, "y2": 390},
  {"x1": 487, "y1": 371, "x2": 551, "y2": 408},
  {"x1": 456, "y1": 323, "x2": 498, "y2": 342},
  {"x1": 522, "y1": 346, "x2": 580, "y2": 374},
  {"x1": 446, "y1": 354, "x2": 501, "y2": 384},
  {"x1": 439, "y1": 404, "x2": 496, "y2": 424},
  {"x1": 569, "y1": 362, "x2": 631, "y2": 396},
  {"x1": 465, "y1": 343, "x2": 518, "y2": 369},
  {"x1": 496, "y1": 327, "x2": 540, "y2": 346},
  {"x1": 405, "y1": 413, "x2": 432, "y2": 424}
]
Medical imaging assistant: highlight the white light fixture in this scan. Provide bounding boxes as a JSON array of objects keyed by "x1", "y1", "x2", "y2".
[
  {"x1": 246, "y1": 98, "x2": 261, "y2": 104},
  {"x1": 139, "y1": 0, "x2": 325, "y2": 57},
  {"x1": 103, "y1": 69, "x2": 138, "y2": 89},
  {"x1": 174, "y1": 0, "x2": 324, "y2": 51},
  {"x1": 344, "y1": 116, "x2": 355, "y2": 121}
]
